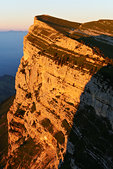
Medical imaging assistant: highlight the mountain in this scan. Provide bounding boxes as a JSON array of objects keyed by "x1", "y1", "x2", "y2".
[
  {"x1": 0, "y1": 75, "x2": 15, "y2": 103},
  {"x1": 36, "y1": 15, "x2": 113, "y2": 58},
  {"x1": 0, "y1": 96, "x2": 14, "y2": 168},
  {"x1": 4, "y1": 15, "x2": 113, "y2": 168},
  {"x1": 0, "y1": 31, "x2": 27, "y2": 76}
]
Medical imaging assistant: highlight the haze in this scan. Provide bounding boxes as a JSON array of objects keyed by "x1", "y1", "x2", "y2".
[
  {"x1": 0, "y1": 0, "x2": 113, "y2": 31},
  {"x1": 0, "y1": 31, "x2": 27, "y2": 76}
]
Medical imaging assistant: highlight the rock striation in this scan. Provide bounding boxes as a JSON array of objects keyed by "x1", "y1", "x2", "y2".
[{"x1": 7, "y1": 15, "x2": 113, "y2": 169}]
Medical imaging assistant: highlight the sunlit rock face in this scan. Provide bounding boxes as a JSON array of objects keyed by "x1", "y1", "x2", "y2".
[{"x1": 6, "y1": 15, "x2": 113, "y2": 169}]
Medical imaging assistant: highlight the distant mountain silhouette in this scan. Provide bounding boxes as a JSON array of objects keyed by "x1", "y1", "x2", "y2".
[
  {"x1": 0, "y1": 31, "x2": 27, "y2": 76},
  {"x1": 0, "y1": 75, "x2": 15, "y2": 103}
]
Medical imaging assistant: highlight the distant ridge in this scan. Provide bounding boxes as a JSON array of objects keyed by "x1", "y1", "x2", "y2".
[
  {"x1": 0, "y1": 30, "x2": 27, "y2": 32},
  {"x1": 0, "y1": 75, "x2": 15, "y2": 103}
]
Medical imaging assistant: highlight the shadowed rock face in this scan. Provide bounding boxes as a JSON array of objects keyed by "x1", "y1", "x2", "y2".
[
  {"x1": 0, "y1": 96, "x2": 14, "y2": 168},
  {"x1": 60, "y1": 68, "x2": 113, "y2": 169},
  {"x1": 0, "y1": 75, "x2": 15, "y2": 103},
  {"x1": 6, "y1": 15, "x2": 113, "y2": 169}
]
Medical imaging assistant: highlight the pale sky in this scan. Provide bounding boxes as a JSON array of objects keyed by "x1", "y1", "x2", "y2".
[{"x1": 0, "y1": 0, "x2": 113, "y2": 31}]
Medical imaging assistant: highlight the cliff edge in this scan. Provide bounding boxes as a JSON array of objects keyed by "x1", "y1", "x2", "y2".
[{"x1": 6, "y1": 15, "x2": 113, "y2": 169}]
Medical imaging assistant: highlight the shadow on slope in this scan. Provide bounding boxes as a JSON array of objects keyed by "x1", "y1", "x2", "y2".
[
  {"x1": 75, "y1": 34, "x2": 113, "y2": 59},
  {"x1": 0, "y1": 75, "x2": 15, "y2": 103},
  {"x1": 0, "y1": 96, "x2": 15, "y2": 168},
  {"x1": 59, "y1": 65, "x2": 113, "y2": 169}
]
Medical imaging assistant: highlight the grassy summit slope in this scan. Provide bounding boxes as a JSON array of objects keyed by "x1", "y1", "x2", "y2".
[
  {"x1": 35, "y1": 15, "x2": 113, "y2": 59},
  {"x1": 81, "y1": 19, "x2": 113, "y2": 34},
  {"x1": 36, "y1": 15, "x2": 81, "y2": 35}
]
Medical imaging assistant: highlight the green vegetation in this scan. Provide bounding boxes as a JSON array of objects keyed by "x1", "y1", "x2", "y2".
[
  {"x1": 41, "y1": 118, "x2": 53, "y2": 134},
  {"x1": 54, "y1": 131, "x2": 65, "y2": 145}
]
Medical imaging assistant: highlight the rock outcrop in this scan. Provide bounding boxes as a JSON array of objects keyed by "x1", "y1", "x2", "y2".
[{"x1": 7, "y1": 15, "x2": 113, "y2": 169}]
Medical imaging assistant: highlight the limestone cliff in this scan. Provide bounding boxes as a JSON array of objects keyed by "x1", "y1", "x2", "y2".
[{"x1": 7, "y1": 15, "x2": 113, "y2": 169}]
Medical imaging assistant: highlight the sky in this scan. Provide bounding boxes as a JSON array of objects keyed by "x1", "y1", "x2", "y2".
[{"x1": 0, "y1": 0, "x2": 113, "y2": 31}]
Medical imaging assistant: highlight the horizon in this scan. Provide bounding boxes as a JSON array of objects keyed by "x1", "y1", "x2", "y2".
[
  {"x1": 0, "y1": 29, "x2": 28, "y2": 32},
  {"x1": 0, "y1": 1, "x2": 113, "y2": 168},
  {"x1": 0, "y1": 31, "x2": 27, "y2": 76},
  {"x1": 0, "y1": 15, "x2": 113, "y2": 32},
  {"x1": 0, "y1": 0, "x2": 113, "y2": 31}
]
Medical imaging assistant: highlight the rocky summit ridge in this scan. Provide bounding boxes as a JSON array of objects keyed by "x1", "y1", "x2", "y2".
[{"x1": 6, "y1": 15, "x2": 113, "y2": 169}]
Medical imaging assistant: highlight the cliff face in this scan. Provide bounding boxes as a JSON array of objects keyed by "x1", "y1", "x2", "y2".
[
  {"x1": 60, "y1": 71, "x2": 113, "y2": 169},
  {"x1": 7, "y1": 15, "x2": 113, "y2": 169}
]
